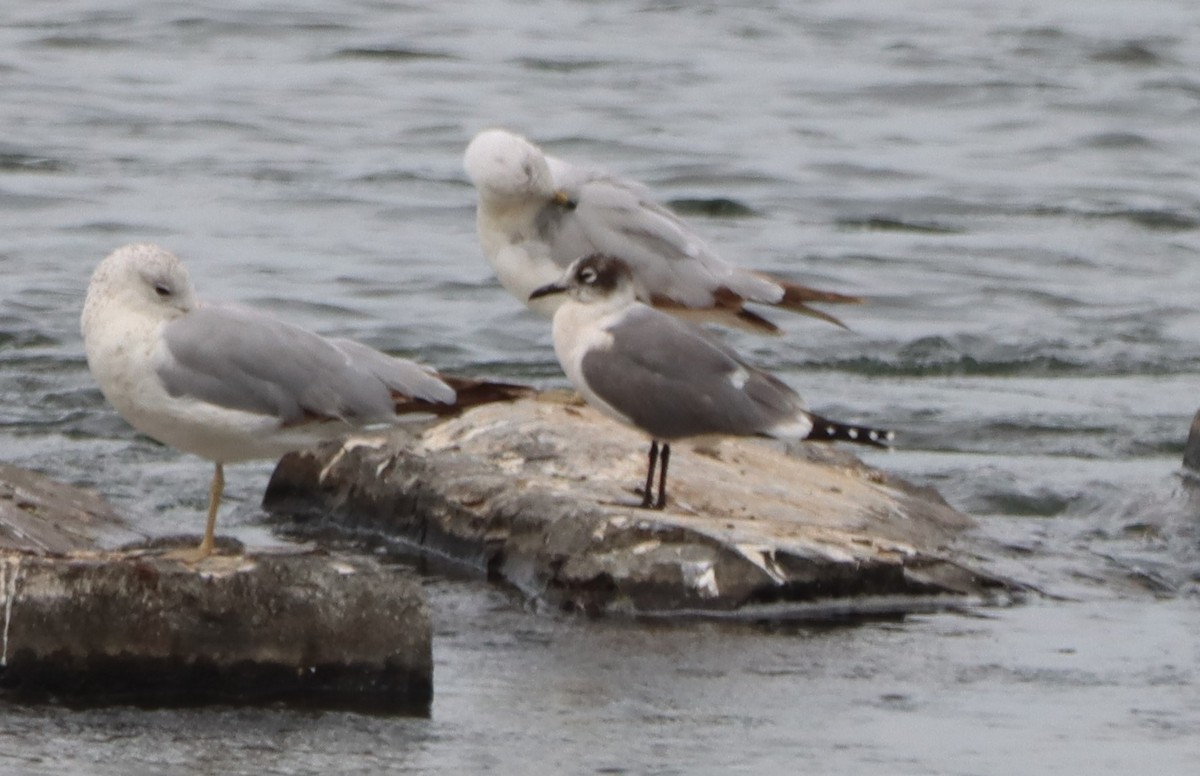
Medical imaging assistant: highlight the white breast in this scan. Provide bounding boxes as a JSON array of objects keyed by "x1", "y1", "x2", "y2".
[
  {"x1": 491, "y1": 243, "x2": 567, "y2": 317},
  {"x1": 551, "y1": 299, "x2": 636, "y2": 430},
  {"x1": 476, "y1": 203, "x2": 565, "y2": 317}
]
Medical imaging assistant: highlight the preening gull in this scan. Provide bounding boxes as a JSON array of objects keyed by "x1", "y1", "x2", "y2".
[
  {"x1": 81, "y1": 243, "x2": 527, "y2": 561},
  {"x1": 464, "y1": 127, "x2": 862, "y2": 332},
  {"x1": 529, "y1": 253, "x2": 892, "y2": 509}
]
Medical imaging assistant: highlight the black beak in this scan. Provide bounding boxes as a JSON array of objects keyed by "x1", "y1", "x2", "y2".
[{"x1": 528, "y1": 282, "x2": 567, "y2": 301}]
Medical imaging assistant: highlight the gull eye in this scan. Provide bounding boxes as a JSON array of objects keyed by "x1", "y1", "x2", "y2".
[
  {"x1": 154, "y1": 283, "x2": 172, "y2": 298},
  {"x1": 578, "y1": 268, "x2": 598, "y2": 284}
]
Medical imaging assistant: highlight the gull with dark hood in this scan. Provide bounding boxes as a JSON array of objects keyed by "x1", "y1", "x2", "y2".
[{"x1": 530, "y1": 253, "x2": 892, "y2": 509}]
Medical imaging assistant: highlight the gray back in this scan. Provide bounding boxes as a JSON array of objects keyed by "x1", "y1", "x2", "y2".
[{"x1": 580, "y1": 306, "x2": 805, "y2": 440}]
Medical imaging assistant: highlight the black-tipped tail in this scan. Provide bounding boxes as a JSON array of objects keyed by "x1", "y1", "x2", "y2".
[{"x1": 806, "y1": 413, "x2": 895, "y2": 449}]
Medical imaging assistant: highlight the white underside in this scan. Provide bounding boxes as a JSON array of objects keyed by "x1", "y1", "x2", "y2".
[
  {"x1": 490, "y1": 242, "x2": 568, "y2": 317},
  {"x1": 764, "y1": 414, "x2": 815, "y2": 440},
  {"x1": 474, "y1": 202, "x2": 563, "y2": 316},
  {"x1": 551, "y1": 297, "x2": 642, "y2": 432}
]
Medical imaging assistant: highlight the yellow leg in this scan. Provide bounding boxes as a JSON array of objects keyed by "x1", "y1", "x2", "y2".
[
  {"x1": 195, "y1": 462, "x2": 224, "y2": 559},
  {"x1": 163, "y1": 463, "x2": 223, "y2": 564}
]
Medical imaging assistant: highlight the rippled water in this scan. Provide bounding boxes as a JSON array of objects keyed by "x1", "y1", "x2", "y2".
[{"x1": 1, "y1": 1, "x2": 1198, "y2": 773}]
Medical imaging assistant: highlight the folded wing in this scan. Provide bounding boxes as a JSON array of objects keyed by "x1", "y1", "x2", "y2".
[{"x1": 157, "y1": 305, "x2": 455, "y2": 426}]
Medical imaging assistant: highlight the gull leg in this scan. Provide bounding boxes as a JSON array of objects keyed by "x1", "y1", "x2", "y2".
[
  {"x1": 163, "y1": 463, "x2": 223, "y2": 564},
  {"x1": 654, "y1": 443, "x2": 670, "y2": 510},
  {"x1": 641, "y1": 440, "x2": 659, "y2": 508},
  {"x1": 196, "y1": 462, "x2": 224, "y2": 559}
]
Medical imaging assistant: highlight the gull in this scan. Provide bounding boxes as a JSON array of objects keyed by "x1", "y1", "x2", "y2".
[
  {"x1": 81, "y1": 243, "x2": 528, "y2": 561},
  {"x1": 529, "y1": 253, "x2": 892, "y2": 509},
  {"x1": 464, "y1": 127, "x2": 862, "y2": 332}
]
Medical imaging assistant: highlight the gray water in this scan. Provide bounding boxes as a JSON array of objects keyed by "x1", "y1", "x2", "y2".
[{"x1": 1, "y1": 1, "x2": 1198, "y2": 773}]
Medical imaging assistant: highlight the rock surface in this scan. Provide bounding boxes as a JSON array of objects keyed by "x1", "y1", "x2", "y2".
[
  {"x1": 0, "y1": 465, "x2": 432, "y2": 712},
  {"x1": 265, "y1": 395, "x2": 1022, "y2": 618},
  {"x1": 0, "y1": 463, "x2": 136, "y2": 553}
]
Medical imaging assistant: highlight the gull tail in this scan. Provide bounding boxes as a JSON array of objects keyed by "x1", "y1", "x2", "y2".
[{"x1": 805, "y1": 412, "x2": 895, "y2": 449}]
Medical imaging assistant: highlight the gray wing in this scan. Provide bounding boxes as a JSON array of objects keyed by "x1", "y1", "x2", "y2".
[
  {"x1": 157, "y1": 304, "x2": 448, "y2": 424},
  {"x1": 543, "y1": 158, "x2": 781, "y2": 307},
  {"x1": 326, "y1": 338, "x2": 455, "y2": 404},
  {"x1": 580, "y1": 306, "x2": 805, "y2": 440}
]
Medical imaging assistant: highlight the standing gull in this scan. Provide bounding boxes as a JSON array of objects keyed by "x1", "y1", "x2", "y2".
[
  {"x1": 81, "y1": 243, "x2": 527, "y2": 561},
  {"x1": 529, "y1": 254, "x2": 892, "y2": 509},
  {"x1": 464, "y1": 127, "x2": 862, "y2": 332}
]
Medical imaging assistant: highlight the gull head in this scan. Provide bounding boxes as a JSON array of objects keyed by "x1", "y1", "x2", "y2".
[
  {"x1": 463, "y1": 128, "x2": 556, "y2": 205},
  {"x1": 529, "y1": 253, "x2": 638, "y2": 307},
  {"x1": 82, "y1": 244, "x2": 198, "y2": 336}
]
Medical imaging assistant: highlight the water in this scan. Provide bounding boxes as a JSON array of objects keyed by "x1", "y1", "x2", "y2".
[{"x1": 1, "y1": 0, "x2": 1198, "y2": 772}]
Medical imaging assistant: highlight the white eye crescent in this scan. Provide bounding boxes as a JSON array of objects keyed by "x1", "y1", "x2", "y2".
[{"x1": 579, "y1": 268, "x2": 597, "y2": 284}]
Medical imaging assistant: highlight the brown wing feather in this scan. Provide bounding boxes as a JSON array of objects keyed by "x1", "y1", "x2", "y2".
[
  {"x1": 393, "y1": 376, "x2": 533, "y2": 416},
  {"x1": 774, "y1": 278, "x2": 864, "y2": 306},
  {"x1": 651, "y1": 274, "x2": 860, "y2": 332},
  {"x1": 649, "y1": 292, "x2": 782, "y2": 335},
  {"x1": 752, "y1": 273, "x2": 864, "y2": 330}
]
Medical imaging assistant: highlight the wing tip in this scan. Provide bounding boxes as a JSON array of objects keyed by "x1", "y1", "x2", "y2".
[{"x1": 806, "y1": 413, "x2": 895, "y2": 449}]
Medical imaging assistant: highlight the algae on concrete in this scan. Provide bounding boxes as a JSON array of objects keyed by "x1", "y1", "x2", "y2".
[{"x1": 0, "y1": 464, "x2": 432, "y2": 712}]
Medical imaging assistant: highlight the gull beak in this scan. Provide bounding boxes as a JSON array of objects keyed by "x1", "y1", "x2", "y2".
[
  {"x1": 529, "y1": 281, "x2": 568, "y2": 301},
  {"x1": 552, "y1": 190, "x2": 576, "y2": 210}
]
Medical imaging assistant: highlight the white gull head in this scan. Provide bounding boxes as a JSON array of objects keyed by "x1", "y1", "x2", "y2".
[
  {"x1": 463, "y1": 128, "x2": 556, "y2": 207},
  {"x1": 81, "y1": 243, "x2": 197, "y2": 341}
]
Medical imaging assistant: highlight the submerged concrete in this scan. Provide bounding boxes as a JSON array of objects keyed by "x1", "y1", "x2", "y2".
[
  {"x1": 0, "y1": 465, "x2": 432, "y2": 712},
  {"x1": 265, "y1": 395, "x2": 1022, "y2": 618},
  {"x1": 0, "y1": 549, "x2": 431, "y2": 711}
]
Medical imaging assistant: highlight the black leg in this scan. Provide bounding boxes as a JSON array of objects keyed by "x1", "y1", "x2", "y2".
[
  {"x1": 654, "y1": 443, "x2": 670, "y2": 510},
  {"x1": 641, "y1": 440, "x2": 659, "y2": 508}
]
